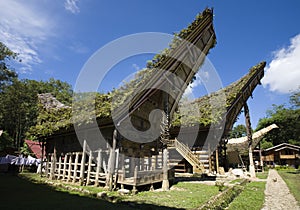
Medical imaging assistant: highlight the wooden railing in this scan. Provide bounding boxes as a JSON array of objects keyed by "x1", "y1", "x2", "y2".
[{"x1": 171, "y1": 138, "x2": 205, "y2": 173}]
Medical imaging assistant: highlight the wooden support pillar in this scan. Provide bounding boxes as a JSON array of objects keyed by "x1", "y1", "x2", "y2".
[
  {"x1": 216, "y1": 147, "x2": 219, "y2": 174},
  {"x1": 67, "y1": 154, "x2": 72, "y2": 182},
  {"x1": 106, "y1": 129, "x2": 117, "y2": 191},
  {"x1": 45, "y1": 154, "x2": 49, "y2": 178},
  {"x1": 50, "y1": 149, "x2": 56, "y2": 180},
  {"x1": 86, "y1": 150, "x2": 93, "y2": 186},
  {"x1": 57, "y1": 156, "x2": 62, "y2": 179},
  {"x1": 73, "y1": 153, "x2": 79, "y2": 183},
  {"x1": 148, "y1": 156, "x2": 151, "y2": 171},
  {"x1": 162, "y1": 148, "x2": 169, "y2": 191},
  {"x1": 95, "y1": 149, "x2": 102, "y2": 186},
  {"x1": 113, "y1": 148, "x2": 120, "y2": 189},
  {"x1": 132, "y1": 166, "x2": 138, "y2": 194},
  {"x1": 244, "y1": 102, "x2": 256, "y2": 178},
  {"x1": 62, "y1": 153, "x2": 68, "y2": 180},
  {"x1": 80, "y1": 140, "x2": 87, "y2": 185},
  {"x1": 40, "y1": 141, "x2": 45, "y2": 177},
  {"x1": 208, "y1": 144, "x2": 212, "y2": 173},
  {"x1": 259, "y1": 142, "x2": 264, "y2": 172}
]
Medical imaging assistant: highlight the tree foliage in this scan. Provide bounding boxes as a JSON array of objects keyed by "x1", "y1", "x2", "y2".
[
  {"x1": 0, "y1": 78, "x2": 73, "y2": 148},
  {"x1": 0, "y1": 131, "x2": 14, "y2": 151},
  {"x1": 229, "y1": 124, "x2": 247, "y2": 138},
  {"x1": 256, "y1": 91, "x2": 300, "y2": 146},
  {"x1": 0, "y1": 42, "x2": 18, "y2": 92}
]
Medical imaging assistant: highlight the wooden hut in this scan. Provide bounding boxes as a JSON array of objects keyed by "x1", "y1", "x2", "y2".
[{"x1": 262, "y1": 143, "x2": 300, "y2": 168}]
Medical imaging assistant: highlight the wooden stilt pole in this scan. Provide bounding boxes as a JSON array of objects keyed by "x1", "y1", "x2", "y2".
[
  {"x1": 162, "y1": 148, "x2": 169, "y2": 191},
  {"x1": 80, "y1": 140, "x2": 87, "y2": 185},
  {"x1": 86, "y1": 150, "x2": 92, "y2": 186},
  {"x1": 57, "y1": 156, "x2": 62, "y2": 179},
  {"x1": 62, "y1": 153, "x2": 67, "y2": 180},
  {"x1": 244, "y1": 102, "x2": 256, "y2": 178},
  {"x1": 216, "y1": 147, "x2": 219, "y2": 174},
  {"x1": 106, "y1": 129, "x2": 117, "y2": 191},
  {"x1": 95, "y1": 149, "x2": 102, "y2": 186},
  {"x1": 132, "y1": 166, "x2": 138, "y2": 194},
  {"x1": 73, "y1": 153, "x2": 79, "y2": 183},
  {"x1": 67, "y1": 154, "x2": 72, "y2": 182}
]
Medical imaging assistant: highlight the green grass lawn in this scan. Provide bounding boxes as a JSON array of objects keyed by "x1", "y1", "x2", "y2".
[
  {"x1": 121, "y1": 182, "x2": 219, "y2": 209},
  {"x1": 256, "y1": 171, "x2": 269, "y2": 179},
  {"x1": 227, "y1": 181, "x2": 266, "y2": 210},
  {"x1": 277, "y1": 169, "x2": 300, "y2": 204}
]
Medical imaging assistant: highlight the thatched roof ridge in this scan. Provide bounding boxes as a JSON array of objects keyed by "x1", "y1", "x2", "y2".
[{"x1": 227, "y1": 124, "x2": 278, "y2": 154}]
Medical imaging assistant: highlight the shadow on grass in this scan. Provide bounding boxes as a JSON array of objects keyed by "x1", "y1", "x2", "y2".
[
  {"x1": 287, "y1": 170, "x2": 300, "y2": 174},
  {"x1": 0, "y1": 173, "x2": 182, "y2": 210}
]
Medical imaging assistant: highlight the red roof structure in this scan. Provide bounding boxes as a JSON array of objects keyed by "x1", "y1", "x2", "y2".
[{"x1": 24, "y1": 140, "x2": 44, "y2": 159}]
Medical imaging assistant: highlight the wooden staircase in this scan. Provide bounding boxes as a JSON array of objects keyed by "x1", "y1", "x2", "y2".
[{"x1": 168, "y1": 138, "x2": 206, "y2": 173}]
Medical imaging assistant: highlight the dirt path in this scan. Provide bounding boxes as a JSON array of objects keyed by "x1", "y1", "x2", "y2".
[{"x1": 261, "y1": 169, "x2": 299, "y2": 210}]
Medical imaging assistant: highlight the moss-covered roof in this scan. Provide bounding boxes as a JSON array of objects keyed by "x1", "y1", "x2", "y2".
[
  {"x1": 28, "y1": 8, "x2": 216, "y2": 139},
  {"x1": 172, "y1": 61, "x2": 266, "y2": 128}
]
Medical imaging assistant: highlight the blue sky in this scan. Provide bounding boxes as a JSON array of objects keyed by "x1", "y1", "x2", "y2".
[{"x1": 0, "y1": 0, "x2": 300, "y2": 128}]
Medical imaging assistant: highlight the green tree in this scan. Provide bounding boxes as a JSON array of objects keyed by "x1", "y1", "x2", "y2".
[
  {"x1": 256, "y1": 91, "x2": 300, "y2": 146},
  {"x1": 0, "y1": 131, "x2": 14, "y2": 150},
  {"x1": 229, "y1": 124, "x2": 247, "y2": 138},
  {"x1": 290, "y1": 90, "x2": 300, "y2": 108},
  {"x1": 0, "y1": 78, "x2": 73, "y2": 149},
  {"x1": 0, "y1": 42, "x2": 18, "y2": 91}
]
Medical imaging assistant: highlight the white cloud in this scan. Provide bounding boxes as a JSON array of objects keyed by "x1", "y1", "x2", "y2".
[
  {"x1": 183, "y1": 70, "x2": 209, "y2": 98},
  {"x1": 262, "y1": 34, "x2": 300, "y2": 93},
  {"x1": 0, "y1": 0, "x2": 55, "y2": 73},
  {"x1": 132, "y1": 64, "x2": 140, "y2": 71},
  {"x1": 69, "y1": 42, "x2": 89, "y2": 54},
  {"x1": 64, "y1": 0, "x2": 80, "y2": 14}
]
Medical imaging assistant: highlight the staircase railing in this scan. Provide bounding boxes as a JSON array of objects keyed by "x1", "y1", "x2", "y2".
[{"x1": 170, "y1": 138, "x2": 205, "y2": 173}]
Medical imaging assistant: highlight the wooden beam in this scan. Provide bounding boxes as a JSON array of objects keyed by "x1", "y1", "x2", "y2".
[
  {"x1": 80, "y1": 140, "x2": 87, "y2": 185},
  {"x1": 162, "y1": 148, "x2": 169, "y2": 191},
  {"x1": 244, "y1": 102, "x2": 256, "y2": 178},
  {"x1": 106, "y1": 129, "x2": 117, "y2": 191}
]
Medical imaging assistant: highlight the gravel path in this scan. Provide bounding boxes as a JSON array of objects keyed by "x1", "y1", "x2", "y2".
[{"x1": 261, "y1": 169, "x2": 300, "y2": 210}]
